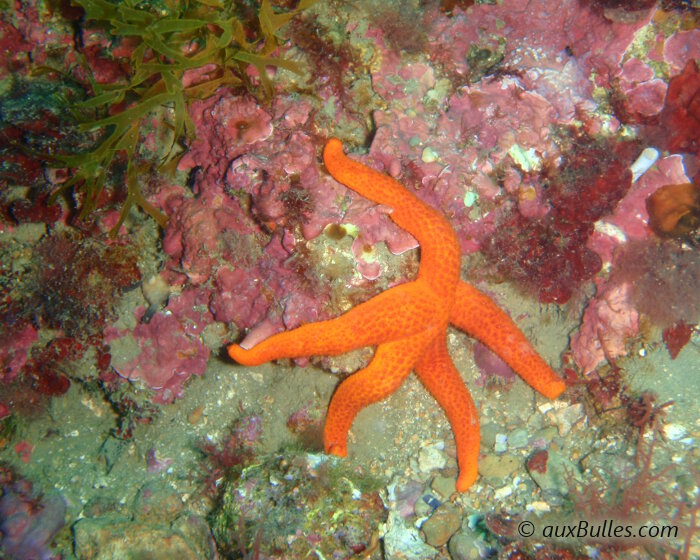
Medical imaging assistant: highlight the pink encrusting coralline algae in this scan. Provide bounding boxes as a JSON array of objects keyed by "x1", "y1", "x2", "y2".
[
  {"x1": 3, "y1": 0, "x2": 697, "y2": 403},
  {"x1": 105, "y1": 290, "x2": 212, "y2": 403},
  {"x1": 113, "y1": 0, "x2": 699, "y2": 396}
]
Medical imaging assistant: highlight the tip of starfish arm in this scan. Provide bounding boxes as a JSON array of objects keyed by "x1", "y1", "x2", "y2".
[
  {"x1": 456, "y1": 467, "x2": 478, "y2": 492},
  {"x1": 323, "y1": 138, "x2": 345, "y2": 169},
  {"x1": 228, "y1": 344, "x2": 251, "y2": 364},
  {"x1": 326, "y1": 443, "x2": 348, "y2": 458},
  {"x1": 542, "y1": 378, "x2": 567, "y2": 400},
  {"x1": 227, "y1": 343, "x2": 240, "y2": 358},
  {"x1": 324, "y1": 137, "x2": 343, "y2": 152}
]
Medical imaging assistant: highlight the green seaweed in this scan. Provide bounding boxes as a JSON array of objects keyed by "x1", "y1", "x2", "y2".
[{"x1": 50, "y1": 0, "x2": 314, "y2": 235}]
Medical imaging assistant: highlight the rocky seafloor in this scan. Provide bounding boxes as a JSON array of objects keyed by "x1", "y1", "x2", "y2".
[{"x1": 1, "y1": 0, "x2": 699, "y2": 558}]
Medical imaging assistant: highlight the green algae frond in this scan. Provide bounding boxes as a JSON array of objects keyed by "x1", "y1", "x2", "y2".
[{"x1": 50, "y1": 0, "x2": 314, "y2": 235}]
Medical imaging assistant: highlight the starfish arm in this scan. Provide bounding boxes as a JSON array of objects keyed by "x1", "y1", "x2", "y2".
[
  {"x1": 324, "y1": 332, "x2": 433, "y2": 457},
  {"x1": 450, "y1": 281, "x2": 566, "y2": 399},
  {"x1": 323, "y1": 139, "x2": 461, "y2": 293},
  {"x1": 415, "y1": 337, "x2": 480, "y2": 492},
  {"x1": 229, "y1": 281, "x2": 440, "y2": 366},
  {"x1": 323, "y1": 138, "x2": 431, "y2": 224}
]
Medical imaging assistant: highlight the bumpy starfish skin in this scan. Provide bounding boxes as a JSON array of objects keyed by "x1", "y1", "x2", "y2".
[{"x1": 229, "y1": 138, "x2": 566, "y2": 491}]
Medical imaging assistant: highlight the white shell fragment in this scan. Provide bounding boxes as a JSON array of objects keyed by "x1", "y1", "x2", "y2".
[{"x1": 630, "y1": 147, "x2": 659, "y2": 183}]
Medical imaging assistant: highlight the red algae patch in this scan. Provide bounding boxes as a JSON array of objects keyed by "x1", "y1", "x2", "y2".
[{"x1": 481, "y1": 131, "x2": 638, "y2": 303}]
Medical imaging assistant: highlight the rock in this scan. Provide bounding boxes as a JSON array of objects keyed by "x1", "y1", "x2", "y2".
[
  {"x1": 527, "y1": 450, "x2": 582, "y2": 498},
  {"x1": 493, "y1": 485, "x2": 514, "y2": 500},
  {"x1": 133, "y1": 481, "x2": 184, "y2": 519},
  {"x1": 532, "y1": 426, "x2": 558, "y2": 445},
  {"x1": 478, "y1": 453, "x2": 519, "y2": 483},
  {"x1": 448, "y1": 529, "x2": 492, "y2": 560},
  {"x1": 73, "y1": 514, "x2": 217, "y2": 560},
  {"x1": 549, "y1": 403, "x2": 586, "y2": 436},
  {"x1": 392, "y1": 479, "x2": 425, "y2": 518},
  {"x1": 413, "y1": 493, "x2": 438, "y2": 518},
  {"x1": 507, "y1": 427, "x2": 530, "y2": 449},
  {"x1": 480, "y1": 423, "x2": 500, "y2": 450},
  {"x1": 421, "y1": 503, "x2": 462, "y2": 547},
  {"x1": 431, "y1": 475, "x2": 457, "y2": 498},
  {"x1": 212, "y1": 451, "x2": 385, "y2": 558},
  {"x1": 382, "y1": 510, "x2": 438, "y2": 560},
  {"x1": 0, "y1": 480, "x2": 65, "y2": 560},
  {"x1": 13, "y1": 223, "x2": 46, "y2": 244},
  {"x1": 418, "y1": 444, "x2": 447, "y2": 474}
]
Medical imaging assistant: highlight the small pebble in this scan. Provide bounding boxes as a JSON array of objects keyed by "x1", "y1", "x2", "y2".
[
  {"x1": 431, "y1": 475, "x2": 457, "y2": 498},
  {"x1": 532, "y1": 426, "x2": 558, "y2": 445},
  {"x1": 508, "y1": 144, "x2": 541, "y2": 172},
  {"x1": 421, "y1": 146, "x2": 439, "y2": 163},
  {"x1": 550, "y1": 403, "x2": 586, "y2": 436},
  {"x1": 494, "y1": 433, "x2": 508, "y2": 453},
  {"x1": 527, "y1": 501, "x2": 551, "y2": 514},
  {"x1": 538, "y1": 402, "x2": 554, "y2": 414},
  {"x1": 414, "y1": 494, "x2": 434, "y2": 518},
  {"x1": 663, "y1": 423, "x2": 687, "y2": 441},
  {"x1": 463, "y1": 190, "x2": 478, "y2": 207},
  {"x1": 13, "y1": 223, "x2": 46, "y2": 243},
  {"x1": 187, "y1": 406, "x2": 204, "y2": 425},
  {"x1": 480, "y1": 423, "x2": 500, "y2": 449},
  {"x1": 507, "y1": 428, "x2": 530, "y2": 449},
  {"x1": 527, "y1": 450, "x2": 581, "y2": 497},
  {"x1": 418, "y1": 445, "x2": 447, "y2": 474},
  {"x1": 478, "y1": 454, "x2": 519, "y2": 483},
  {"x1": 142, "y1": 274, "x2": 171, "y2": 308},
  {"x1": 493, "y1": 485, "x2": 513, "y2": 500}
]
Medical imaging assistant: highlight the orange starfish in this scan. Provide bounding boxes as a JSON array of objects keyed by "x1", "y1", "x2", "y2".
[{"x1": 229, "y1": 138, "x2": 566, "y2": 491}]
